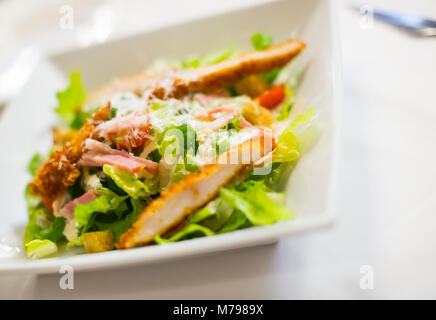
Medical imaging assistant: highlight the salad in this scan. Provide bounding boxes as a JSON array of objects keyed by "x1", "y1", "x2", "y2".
[{"x1": 24, "y1": 33, "x2": 314, "y2": 259}]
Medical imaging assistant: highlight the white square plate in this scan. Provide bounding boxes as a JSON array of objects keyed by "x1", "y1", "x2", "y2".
[{"x1": 0, "y1": 0, "x2": 341, "y2": 274}]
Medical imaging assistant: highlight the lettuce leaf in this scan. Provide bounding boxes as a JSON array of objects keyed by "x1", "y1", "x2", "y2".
[
  {"x1": 155, "y1": 224, "x2": 214, "y2": 244},
  {"x1": 25, "y1": 239, "x2": 58, "y2": 259},
  {"x1": 261, "y1": 68, "x2": 281, "y2": 84},
  {"x1": 251, "y1": 33, "x2": 281, "y2": 84},
  {"x1": 181, "y1": 45, "x2": 234, "y2": 69},
  {"x1": 73, "y1": 187, "x2": 130, "y2": 231},
  {"x1": 154, "y1": 180, "x2": 292, "y2": 244},
  {"x1": 95, "y1": 198, "x2": 147, "y2": 242},
  {"x1": 55, "y1": 71, "x2": 87, "y2": 128},
  {"x1": 27, "y1": 153, "x2": 45, "y2": 176},
  {"x1": 272, "y1": 106, "x2": 314, "y2": 163},
  {"x1": 203, "y1": 45, "x2": 234, "y2": 65},
  {"x1": 251, "y1": 33, "x2": 273, "y2": 50},
  {"x1": 74, "y1": 196, "x2": 111, "y2": 228},
  {"x1": 220, "y1": 181, "x2": 293, "y2": 225},
  {"x1": 103, "y1": 165, "x2": 159, "y2": 199},
  {"x1": 24, "y1": 214, "x2": 65, "y2": 245},
  {"x1": 277, "y1": 87, "x2": 294, "y2": 121},
  {"x1": 217, "y1": 210, "x2": 249, "y2": 234},
  {"x1": 44, "y1": 217, "x2": 66, "y2": 242},
  {"x1": 289, "y1": 106, "x2": 314, "y2": 132},
  {"x1": 23, "y1": 186, "x2": 66, "y2": 245}
]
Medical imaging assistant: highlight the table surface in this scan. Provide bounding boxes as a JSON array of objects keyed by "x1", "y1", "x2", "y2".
[{"x1": 1, "y1": 0, "x2": 436, "y2": 299}]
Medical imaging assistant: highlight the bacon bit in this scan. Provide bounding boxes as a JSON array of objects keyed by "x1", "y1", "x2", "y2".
[
  {"x1": 255, "y1": 84, "x2": 285, "y2": 110},
  {"x1": 79, "y1": 139, "x2": 158, "y2": 174}
]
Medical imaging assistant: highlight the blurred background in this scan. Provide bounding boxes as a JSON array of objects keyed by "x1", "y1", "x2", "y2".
[{"x1": 0, "y1": 0, "x2": 436, "y2": 299}]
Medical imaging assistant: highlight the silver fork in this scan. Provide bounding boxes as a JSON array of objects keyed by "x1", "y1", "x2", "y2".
[{"x1": 353, "y1": 5, "x2": 436, "y2": 37}]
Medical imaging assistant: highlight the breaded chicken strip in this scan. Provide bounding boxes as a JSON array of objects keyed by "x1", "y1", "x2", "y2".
[
  {"x1": 118, "y1": 134, "x2": 274, "y2": 249},
  {"x1": 28, "y1": 104, "x2": 111, "y2": 198},
  {"x1": 87, "y1": 39, "x2": 306, "y2": 105}
]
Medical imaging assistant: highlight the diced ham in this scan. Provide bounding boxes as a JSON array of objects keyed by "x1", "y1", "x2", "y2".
[
  {"x1": 205, "y1": 112, "x2": 239, "y2": 131},
  {"x1": 79, "y1": 139, "x2": 159, "y2": 174},
  {"x1": 96, "y1": 112, "x2": 150, "y2": 137},
  {"x1": 202, "y1": 110, "x2": 253, "y2": 132},
  {"x1": 57, "y1": 190, "x2": 98, "y2": 221},
  {"x1": 95, "y1": 112, "x2": 152, "y2": 151}
]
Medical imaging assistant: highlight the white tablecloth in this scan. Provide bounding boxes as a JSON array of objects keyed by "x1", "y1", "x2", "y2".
[{"x1": 1, "y1": 0, "x2": 436, "y2": 299}]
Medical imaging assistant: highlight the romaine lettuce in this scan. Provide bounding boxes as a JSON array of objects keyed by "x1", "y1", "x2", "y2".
[
  {"x1": 251, "y1": 33, "x2": 273, "y2": 50},
  {"x1": 102, "y1": 165, "x2": 159, "y2": 199},
  {"x1": 25, "y1": 239, "x2": 58, "y2": 259},
  {"x1": 95, "y1": 198, "x2": 147, "y2": 242},
  {"x1": 272, "y1": 106, "x2": 314, "y2": 163},
  {"x1": 55, "y1": 71, "x2": 86, "y2": 128},
  {"x1": 220, "y1": 181, "x2": 293, "y2": 225}
]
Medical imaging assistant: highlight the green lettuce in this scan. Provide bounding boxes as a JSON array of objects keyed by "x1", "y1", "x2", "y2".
[
  {"x1": 74, "y1": 187, "x2": 129, "y2": 230},
  {"x1": 74, "y1": 196, "x2": 111, "y2": 228},
  {"x1": 155, "y1": 224, "x2": 214, "y2": 244},
  {"x1": 217, "y1": 210, "x2": 249, "y2": 234},
  {"x1": 102, "y1": 165, "x2": 159, "y2": 199},
  {"x1": 155, "y1": 180, "x2": 293, "y2": 244},
  {"x1": 262, "y1": 68, "x2": 281, "y2": 84},
  {"x1": 272, "y1": 106, "x2": 314, "y2": 163},
  {"x1": 23, "y1": 186, "x2": 66, "y2": 245},
  {"x1": 27, "y1": 153, "x2": 45, "y2": 176},
  {"x1": 55, "y1": 71, "x2": 87, "y2": 128},
  {"x1": 95, "y1": 198, "x2": 147, "y2": 242},
  {"x1": 277, "y1": 87, "x2": 294, "y2": 121},
  {"x1": 154, "y1": 199, "x2": 226, "y2": 243},
  {"x1": 25, "y1": 239, "x2": 58, "y2": 259},
  {"x1": 251, "y1": 33, "x2": 273, "y2": 50},
  {"x1": 220, "y1": 181, "x2": 293, "y2": 225},
  {"x1": 251, "y1": 33, "x2": 281, "y2": 84},
  {"x1": 203, "y1": 45, "x2": 234, "y2": 65},
  {"x1": 181, "y1": 45, "x2": 234, "y2": 69}
]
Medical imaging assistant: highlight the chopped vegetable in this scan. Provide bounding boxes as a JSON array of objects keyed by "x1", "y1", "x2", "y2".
[
  {"x1": 74, "y1": 195, "x2": 111, "y2": 228},
  {"x1": 103, "y1": 165, "x2": 159, "y2": 199},
  {"x1": 155, "y1": 224, "x2": 214, "y2": 244},
  {"x1": 277, "y1": 86, "x2": 294, "y2": 121},
  {"x1": 220, "y1": 181, "x2": 293, "y2": 225},
  {"x1": 256, "y1": 84, "x2": 286, "y2": 110},
  {"x1": 55, "y1": 71, "x2": 86, "y2": 128},
  {"x1": 25, "y1": 239, "x2": 58, "y2": 259},
  {"x1": 181, "y1": 45, "x2": 234, "y2": 69},
  {"x1": 251, "y1": 33, "x2": 273, "y2": 50},
  {"x1": 27, "y1": 153, "x2": 45, "y2": 176},
  {"x1": 272, "y1": 106, "x2": 314, "y2": 162},
  {"x1": 95, "y1": 198, "x2": 146, "y2": 242}
]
